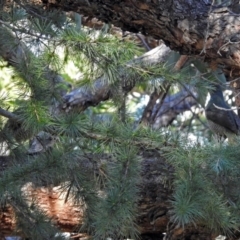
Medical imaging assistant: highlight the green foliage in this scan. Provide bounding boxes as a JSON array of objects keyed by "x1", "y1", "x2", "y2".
[
  {"x1": 165, "y1": 141, "x2": 240, "y2": 235},
  {"x1": 59, "y1": 26, "x2": 142, "y2": 88},
  {"x1": 92, "y1": 144, "x2": 141, "y2": 239},
  {"x1": 0, "y1": 1, "x2": 240, "y2": 239}
]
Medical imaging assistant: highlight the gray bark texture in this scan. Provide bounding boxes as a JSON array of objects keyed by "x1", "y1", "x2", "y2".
[
  {"x1": 27, "y1": 0, "x2": 240, "y2": 78},
  {"x1": 0, "y1": 0, "x2": 240, "y2": 239}
]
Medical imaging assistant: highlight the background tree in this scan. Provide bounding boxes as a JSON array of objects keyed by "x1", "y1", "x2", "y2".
[{"x1": 0, "y1": 1, "x2": 240, "y2": 240}]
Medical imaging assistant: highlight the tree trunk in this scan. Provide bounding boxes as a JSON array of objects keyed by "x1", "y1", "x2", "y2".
[{"x1": 0, "y1": 151, "x2": 235, "y2": 240}]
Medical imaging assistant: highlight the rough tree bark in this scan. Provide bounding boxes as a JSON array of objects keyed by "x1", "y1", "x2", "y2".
[
  {"x1": 0, "y1": 25, "x2": 199, "y2": 128},
  {"x1": 0, "y1": 30, "x2": 203, "y2": 238},
  {"x1": 0, "y1": 151, "x2": 219, "y2": 240},
  {"x1": 22, "y1": 0, "x2": 240, "y2": 78},
  {"x1": 0, "y1": 152, "x2": 170, "y2": 237},
  {"x1": 1, "y1": 0, "x2": 240, "y2": 239},
  {"x1": 23, "y1": 0, "x2": 240, "y2": 109}
]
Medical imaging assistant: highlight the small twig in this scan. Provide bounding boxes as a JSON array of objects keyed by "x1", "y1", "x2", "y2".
[
  {"x1": 173, "y1": 55, "x2": 189, "y2": 71},
  {"x1": 200, "y1": 0, "x2": 215, "y2": 55},
  {"x1": 233, "y1": 90, "x2": 240, "y2": 99},
  {"x1": 225, "y1": 76, "x2": 240, "y2": 84},
  {"x1": 180, "y1": 83, "x2": 203, "y2": 107},
  {"x1": 0, "y1": 20, "x2": 51, "y2": 40},
  {"x1": 188, "y1": 106, "x2": 208, "y2": 128},
  {"x1": 148, "y1": 56, "x2": 188, "y2": 125},
  {"x1": 151, "y1": 84, "x2": 171, "y2": 124},
  {"x1": 118, "y1": 92, "x2": 127, "y2": 123},
  {"x1": 217, "y1": 39, "x2": 240, "y2": 56},
  {"x1": 176, "y1": 84, "x2": 209, "y2": 128},
  {"x1": 136, "y1": 34, "x2": 151, "y2": 51},
  {"x1": 84, "y1": 0, "x2": 91, "y2": 6}
]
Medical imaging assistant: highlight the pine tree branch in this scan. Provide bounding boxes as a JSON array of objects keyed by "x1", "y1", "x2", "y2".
[
  {"x1": 0, "y1": 25, "x2": 200, "y2": 144},
  {"x1": 0, "y1": 150, "x2": 174, "y2": 238},
  {"x1": 0, "y1": 22, "x2": 198, "y2": 130},
  {"x1": 152, "y1": 87, "x2": 199, "y2": 128},
  {"x1": 0, "y1": 107, "x2": 20, "y2": 122},
  {"x1": 62, "y1": 44, "x2": 172, "y2": 111},
  {"x1": 79, "y1": 129, "x2": 163, "y2": 149},
  {"x1": 0, "y1": 20, "x2": 51, "y2": 40},
  {"x1": 0, "y1": 25, "x2": 69, "y2": 103}
]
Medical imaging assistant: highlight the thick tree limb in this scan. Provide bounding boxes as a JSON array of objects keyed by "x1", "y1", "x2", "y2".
[
  {"x1": 21, "y1": 0, "x2": 240, "y2": 77},
  {"x1": 0, "y1": 24, "x2": 199, "y2": 135},
  {"x1": 62, "y1": 44, "x2": 172, "y2": 111}
]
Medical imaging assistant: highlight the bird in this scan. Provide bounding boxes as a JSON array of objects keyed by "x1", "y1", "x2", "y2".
[{"x1": 205, "y1": 85, "x2": 240, "y2": 141}]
